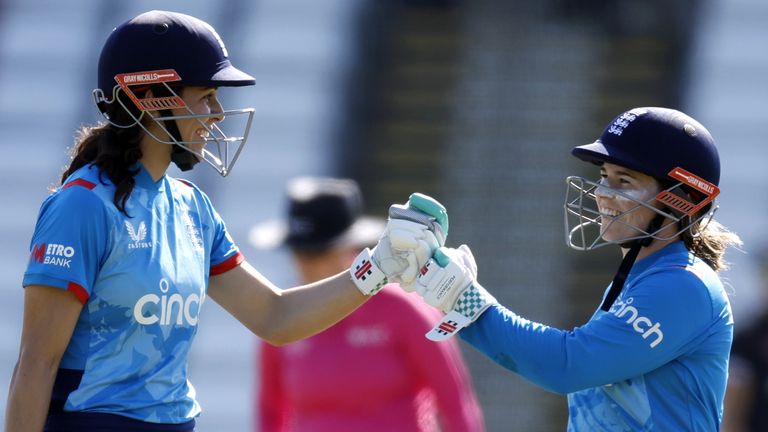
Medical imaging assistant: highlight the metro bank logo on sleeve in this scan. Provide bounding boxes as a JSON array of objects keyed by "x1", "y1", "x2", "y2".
[{"x1": 30, "y1": 243, "x2": 76, "y2": 268}]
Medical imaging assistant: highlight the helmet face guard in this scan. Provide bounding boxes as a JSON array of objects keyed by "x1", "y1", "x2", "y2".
[{"x1": 564, "y1": 168, "x2": 720, "y2": 251}]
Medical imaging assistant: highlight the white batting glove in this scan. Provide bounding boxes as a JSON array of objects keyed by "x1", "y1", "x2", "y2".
[
  {"x1": 415, "y1": 245, "x2": 497, "y2": 341},
  {"x1": 350, "y1": 193, "x2": 448, "y2": 296}
]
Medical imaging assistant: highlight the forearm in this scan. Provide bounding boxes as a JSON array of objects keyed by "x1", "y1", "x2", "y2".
[
  {"x1": 460, "y1": 304, "x2": 574, "y2": 394},
  {"x1": 265, "y1": 271, "x2": 367, "y2": 345},
  {"x1": 5, "y1": 357, "x2": 58, "y2": 432},
  {"x1": 210, "y1": 263, "x2": 368, "y2": 346},
  {"x1": 213, "y1": 194, "x2": 447, "y2": 344}
]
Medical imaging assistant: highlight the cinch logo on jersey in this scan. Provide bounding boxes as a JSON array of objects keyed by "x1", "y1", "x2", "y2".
[
  {"x1": 30, "y1": 243, "x2": 75, "y2": 268},
  {"x1": 125, "y1": 221, "x2": 152, "y2": 249},
  {"x1": 610, "y1": 297, "x2": 664, "y2": 348},
  {"x1": 133, "y1": 278, "x2": 201, "y2": 326}
]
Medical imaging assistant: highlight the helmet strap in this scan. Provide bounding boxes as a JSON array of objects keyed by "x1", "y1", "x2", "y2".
[
  {"x1": 158, "y1": 108, "x2": 198, "y2": 172},
  {"x1": 600, "y1": 213, "x2": 665, "y2": 312},
  {"x1": 148, "y1": 84, "x2": 199, "y2": 172}
]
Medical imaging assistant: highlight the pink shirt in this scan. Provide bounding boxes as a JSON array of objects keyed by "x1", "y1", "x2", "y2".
[{"x1": 257, "y1": 285, "x2": 484, "y2": 432}]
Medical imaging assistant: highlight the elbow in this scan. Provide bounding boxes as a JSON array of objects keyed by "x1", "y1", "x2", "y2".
[
  {"x1": 258, "y1": 330, "x2": 295, "y2": 347},
  {"x1": 526, "y1": 379, "x2": 574, "y2": 396},
  {"x1": 17, "y1": 347, "x2": 64, "y2": 375},
  {"x1": 544, "y1": 382, "x2": 578, "y2": 395},
  {"x1": 531, "y1": 373, "x2": 595, "y2": 395},
  {"x1": 518, "y1": 365, "x2": 587, "y2": 395},
  {"x1": 236, "y1": 292, "x2": 300, "y2": 346},
  {"x1": 262, "y1": 337, "x2": 292, "y2": 348},
  {"x1": 9, "y1": 350, "x2": 62, "y2": 394},
  {"x1": 247, "y1": 311, "x2": 302, "y2": 347},
  {"x1": 261, "y1": 329, "x2": 311, "y2": 346}
]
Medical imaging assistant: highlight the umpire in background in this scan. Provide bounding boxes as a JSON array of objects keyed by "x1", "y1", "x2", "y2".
[{"x1": 250, "y1": 177, "x2": 484, "y2": 432}]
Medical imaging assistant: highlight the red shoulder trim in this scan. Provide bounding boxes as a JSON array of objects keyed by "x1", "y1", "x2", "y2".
[
  {"x1": 211, "y1": 252, "x2": 245, "y2": 276},
  {"x1": 67, "y1": 282, "x2": 89, "y2": 304},
  {"x1": 63, "y1": 179, "x2": 96, "y2": 190},
  {"x1": 177, "y1": 179, "x2": 194, "y2": 188}
]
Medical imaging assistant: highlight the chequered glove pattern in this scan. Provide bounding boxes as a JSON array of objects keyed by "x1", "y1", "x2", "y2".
[
  {"x1": 454, "y1": 282, "x2": 496, "y2": 321},
  {"x1": 425, "y1": 282, "x2": 496, "y2": 342}
]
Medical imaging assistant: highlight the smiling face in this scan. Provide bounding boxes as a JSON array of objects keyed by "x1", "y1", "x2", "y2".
[
  {"x1": 595, "y1": 162, "x2": 664, "y2": 243},
  {"x1": 173, "y1": 86, "x2": 224, "y2": 159}
]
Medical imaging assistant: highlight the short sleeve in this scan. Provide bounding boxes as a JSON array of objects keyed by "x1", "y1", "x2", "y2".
[
  {"x1": 195, "y1": 188, "x2": 242, "y2": 275},
  {"x1": 23, "y1": 186, "x2": 110, "y2": 303}
]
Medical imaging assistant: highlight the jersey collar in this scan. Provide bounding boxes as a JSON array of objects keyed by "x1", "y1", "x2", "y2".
[
  {"x1": 132, "y1": 162, "x2": 167, "y2": 192},
  {"x1": 629, "y1": 241, "x2": 689, "y2": 275}
]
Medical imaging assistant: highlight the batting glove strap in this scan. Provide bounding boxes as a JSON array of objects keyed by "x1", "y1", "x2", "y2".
[
  {"x1": 350, "y1": 247, "x2": 388, "y2": 296},
  {"x1": 426, "y1": 282, "x2": 496, "y2": 341}
]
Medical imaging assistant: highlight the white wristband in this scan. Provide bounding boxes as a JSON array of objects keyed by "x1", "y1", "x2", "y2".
[{"x1": 349, "y1": 248, "x2": 388, "y2": 296}]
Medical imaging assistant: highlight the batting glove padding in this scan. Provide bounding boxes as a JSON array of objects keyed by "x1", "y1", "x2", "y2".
[
  {"x1": 415, "y1": 246, "x2": 497, "y2": 341},
  {"x1": 350, "y1": 193, "x2": 448, "y2": 296}
]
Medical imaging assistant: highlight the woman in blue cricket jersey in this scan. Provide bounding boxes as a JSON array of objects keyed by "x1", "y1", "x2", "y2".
[
  {"x1": 4, "y1": 10, "x2": 448, "y2": 432},
  {"x1": 412, "y1": 107, "x2": 742, "y2": 431}
]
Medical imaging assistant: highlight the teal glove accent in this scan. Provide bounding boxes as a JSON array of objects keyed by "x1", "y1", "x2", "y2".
[
  {"x1": 433, "y1": 247, "x2": 451, "y2": 267},
  {"x1": 352, "y1": 193, "x2": 449, "y2": 295},
  {"x1": 408, "y1": 193, "x2": 449, "y2": 236},
  {"x1": 388, "y1": 193, "x2": 448, "y2": 247}
]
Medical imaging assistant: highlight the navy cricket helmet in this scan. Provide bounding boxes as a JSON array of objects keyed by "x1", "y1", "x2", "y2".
[
  {"x1": 96, "y1": 10, "x2": 254, "y2": 99},
  {"x1": 92, "y1": 10, "x2": 256, "y2": 177},
  {"x1": 572, "y1": 107, "x2": 720, "y2": 187}
]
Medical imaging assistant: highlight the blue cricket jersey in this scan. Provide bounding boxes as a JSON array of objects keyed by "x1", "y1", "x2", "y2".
[
  {"x1": 23, "y1": 163, "x2": 243, "y2": 425},
  {"x1": 461, "y1": 242, "x2": 733, "y2": 431}
]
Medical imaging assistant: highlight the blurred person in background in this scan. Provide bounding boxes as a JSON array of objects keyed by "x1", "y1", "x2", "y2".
[
  {"x1": 4, "y1": 10, "x2": 447, "y2": 432},
  {"x1": 722, "y1": 247, "x2": 768, "y2": 432},
  {"x1": 409, "y1": 107, "x2": 742, "y2": 431},
  {"x1": 250, "y1": 177, "x2": 484, "y2": 432}
]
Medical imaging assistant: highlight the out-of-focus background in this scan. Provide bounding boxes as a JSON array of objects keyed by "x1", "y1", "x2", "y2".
[{"x1": 1, "y1": 0, "x2": 766, "y2": 430}]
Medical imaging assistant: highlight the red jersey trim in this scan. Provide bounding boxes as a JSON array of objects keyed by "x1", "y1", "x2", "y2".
[
  {"x1": 211, "y1": 252, "x2": 244, "y2": 276},
  {"x1": 63, "y1": 179, "x2": 96, "y2": 190},
  {"x1": 67, "y1": 282, "x2": 89, "y2": 304}
]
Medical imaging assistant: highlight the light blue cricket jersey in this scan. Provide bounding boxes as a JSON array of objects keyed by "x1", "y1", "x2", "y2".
[
  {"x1": 461, "y1": 242, "x2": 733, "y2": 431},
  {"x1": 23, "y1": 163, "x2": 243, "y2": 424}
]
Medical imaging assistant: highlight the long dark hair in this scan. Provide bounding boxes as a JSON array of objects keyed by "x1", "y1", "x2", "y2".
[{"x1": 61, "y1": 92, "x2": 145, "y2": 215}]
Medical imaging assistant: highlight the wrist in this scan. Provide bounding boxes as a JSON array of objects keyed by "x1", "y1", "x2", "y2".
[
  {"x1": 349, "y1": 247, "x2": 388, "y2": 296},
  {"x1": 426, "y1": 281, "x2": 496, "y2": 341},
  {"x1": 452, "y1": 282, "x2": 497, "y2": 321}
]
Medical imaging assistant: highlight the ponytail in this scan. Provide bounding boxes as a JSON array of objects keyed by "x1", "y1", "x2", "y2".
[{"x1": 682, "y1": 218, "x2": 742, "y2": 272}]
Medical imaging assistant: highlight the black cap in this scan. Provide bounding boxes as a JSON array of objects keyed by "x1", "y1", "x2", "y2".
[{"x1": 249, "y1": 177, "x2": 385, "y2": 251}]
